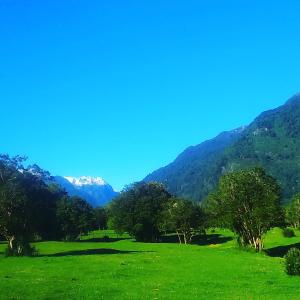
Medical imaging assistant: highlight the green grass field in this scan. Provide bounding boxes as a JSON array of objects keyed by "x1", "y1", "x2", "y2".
[{"x1": 1, "y1": 228, "x2": 300, "y2": 299}]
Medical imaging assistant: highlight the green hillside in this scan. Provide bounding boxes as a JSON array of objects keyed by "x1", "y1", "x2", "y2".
[{"x1": 145, "y1": 94, "x2": 300, "y2": 203}]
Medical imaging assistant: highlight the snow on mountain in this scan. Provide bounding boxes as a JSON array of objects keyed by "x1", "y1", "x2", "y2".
[
  {"x1": 64, "y1": 176, "x2": 107, "y2": 187},
  {"x1": 54, "y1": 176, "x2": 118, "y2": 207}
]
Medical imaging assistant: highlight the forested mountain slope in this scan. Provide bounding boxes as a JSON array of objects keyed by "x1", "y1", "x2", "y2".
[{"x1": 145, "y1": 94, "x2": 300, "y2": 203}]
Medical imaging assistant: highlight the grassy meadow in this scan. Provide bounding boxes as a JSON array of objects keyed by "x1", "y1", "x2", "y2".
[{"x1": 1, "y1": 229, "x2": 300, "y2": 299}]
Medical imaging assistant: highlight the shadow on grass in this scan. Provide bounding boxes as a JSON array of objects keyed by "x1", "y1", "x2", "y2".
[
  {"x1": 265, "y1": 242, "x2": 300, "y2": 257},
  {"x1": 40, "y1": 248, "x2": 152, "y2": 257},
  {"x1": 160, "y1": 234, "x2": 233, "y2": 246},
  {"x1": 79, "y1": 237, "x2": 130, "y2": 243},
  {"x1": 194, "y1": 234, "x2": 233, "y2": 246}
]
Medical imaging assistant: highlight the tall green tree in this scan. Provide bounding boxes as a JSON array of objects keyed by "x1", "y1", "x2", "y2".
[
  {"x1": 205, "y1": 167, "x2": 283, "y2": 251},
  {"x1": 0, "y1": 155, "x2": 45, "y2": 255},
  {"x1": 108, "y1": 182, "x2": 172, "y2": 242},
  {"x1": 56, "y1": 196, "x2": 95, "y2": 241},
  {"x1": 286, "y1": 193, "x2": 300, "y2": 229},
  {"x1": 36, "y1": 183, "x2": 68, "y2": 241}
]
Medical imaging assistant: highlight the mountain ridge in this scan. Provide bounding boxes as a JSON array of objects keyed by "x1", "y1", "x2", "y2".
[{"x1": 144, "y1": 93, "x2": 300, "y2": 203}]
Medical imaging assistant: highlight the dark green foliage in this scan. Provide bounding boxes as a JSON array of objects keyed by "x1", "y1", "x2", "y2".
[
  {"x1": 108, "y1": 182, "x2": 172, "y2": 242},
  {"x1": 145, "y1": 95, "x2": 300, "y2": 204},
  {"x1": 4, "y1": 243, "x2": 38, "y2": 257},
  {"x1": 205, "y1": 167, "x2": 283, "y2": 251},
  {"x1": 282, "y1": 228, "x2": 295, "y2": 238},
  {"x1": 0, "y1": 155, "x2": 45, "y2": 255},
  {"x1": 144, "y1": 129, "x2": 243, "y2": 201},
  {"x1": 285, "y1": 193, "x2": 300, "y2": 229},
  {"x1": 36, "y1": 184, "x2": 67, "y2": 241},
  {"x1": 165, "y1": 198, "x2": 206, "y2": 244},
  {"x1": 285, "y1": 248, "x2": 300, "y2": 276},
  {"x1": 94, "y1": 207, "x2": 108, "y2": 230},
  {"x1": 203, "y1": 192, "x2": 231, "y2": 229},
  {"x1": 56, "y1": 196, "x2": 95, "y2": 241},
  {"x1": 0, "y1": 153, "x2": 97, "y2": 254}
]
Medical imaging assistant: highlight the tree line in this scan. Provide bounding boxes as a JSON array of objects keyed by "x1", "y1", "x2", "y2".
[
  {"x1": 108, "y1": 182, "x2": 205, "y2": 244},
  {"x1": 108, "y1": 167, "x2": 284, "y2": 251},
  {"x1": 0, "y1": 154, "x2": 106, "y2": 256},
  {"x1": 2, "y1": 153, "x2": 300, "y2": 257}
]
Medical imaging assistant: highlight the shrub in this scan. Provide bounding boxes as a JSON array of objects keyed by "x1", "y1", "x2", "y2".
[
  {"x1": 283, "y1": 228, "x2": 296, "y2": 238},
  {"x1": 4, "y1": 244, "x2": 38, "y2": 257},
  {"x1": 285, "y1": 248, "x2": 300, "y2": 275}
]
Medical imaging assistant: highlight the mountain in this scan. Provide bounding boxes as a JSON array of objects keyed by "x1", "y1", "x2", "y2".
[
  {"x1": 54, "y1": 176, "x2": 118, "y2": 207},
  {"x1": 144, "y1": 93, "x2": 300, "y2": 203}
]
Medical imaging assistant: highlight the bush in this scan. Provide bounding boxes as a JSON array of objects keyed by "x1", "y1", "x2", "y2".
[
  {"x1": 285, "y1": 248, "x2": 300, "y2": 275},
  {"x1": 4, "y1": 244, "x2": 38, "y2": 257},
  {"x1": 283, "y1": 228, "x2": 296, "y2": 238}
]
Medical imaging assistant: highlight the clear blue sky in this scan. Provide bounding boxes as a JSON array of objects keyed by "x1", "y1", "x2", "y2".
[{"x1": 0, "y1": 0, "x2": 300, "y2": 190}]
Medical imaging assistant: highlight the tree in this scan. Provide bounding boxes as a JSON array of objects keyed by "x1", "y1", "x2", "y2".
[
  {"x1": 166, "y1": 198, "x2": 206, "y2": 244},
  {"x1": 36, "y1": 184, "x2": 67, "y2": 241},
  {"x1": 0, "y1": 155, "x2": 43, "y2": 255},
  {"x1": 203, "y1": 192, "x2": 231, "y2": 229},
  {"x1": 108, "y1": 182, "x2": 172, "y2": 242},
  {"x1": 0, "y1": 153, "x2": 98, "y2": 253},
  {"x1": 0, "y1": 178, "x2": 36, "y2": 255},
  {"x1": 205, "y1": 167, "x2": 283, "y2": 252},
  {"x1": 286, "y1": 193, "x2": 300, "y2": 229},
  {"x1": 94, "y1": 207, "x2": 108, "y2": 230},
  {"x1": 56, "y1": 196, "x2": 95, "y2": 241}
]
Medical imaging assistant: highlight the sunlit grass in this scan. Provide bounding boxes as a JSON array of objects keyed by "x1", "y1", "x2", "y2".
[{"x1": 0, "y1": 228, "x2": 300, "y2": 299}]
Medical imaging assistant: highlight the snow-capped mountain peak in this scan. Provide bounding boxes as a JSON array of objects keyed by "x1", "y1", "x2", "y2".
[
  {"x1": 54, "y1": 175, "x2": 119, "y2": 207},
  {"x1": 64, "y1": 176, "x2": 107, "y2": 187}
]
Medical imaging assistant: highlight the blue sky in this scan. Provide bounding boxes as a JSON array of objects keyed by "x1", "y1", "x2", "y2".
[{"x1": 0, "y1": 0, "x2": 300, "y2": 190}]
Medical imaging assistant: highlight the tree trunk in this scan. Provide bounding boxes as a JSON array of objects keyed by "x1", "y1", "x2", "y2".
[
  {"x1": 176, "y1": 231, "x2": 182, "y2": 244},
  {"x1": 8, "y1": 236, "x2": 15, "y2": 251},
  {"x1": 7, "y1": 236, "x2": 32, "y2": 256},
  {"x1": 183, "y1": 233, "x2": 187, "y2": 245},
  {"x1": 253, "y1": 237, "x2": 263, "y2": 252}
]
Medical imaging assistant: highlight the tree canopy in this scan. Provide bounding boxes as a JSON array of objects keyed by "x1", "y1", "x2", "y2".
[
  {"x1": 108, "y1": 182, "x2": 172, "y2": 242},
  {"x1": 285, "y1": 193, "x2": 300, "y2": 229},
  {"x1": 0, "y1": 154, "x2": 99, "y2": 255},
  {"x1": 56, "y1": 196, "x2": 95, "y2": 241},
  {"x1": 205, "y1": 167, "x2": 283, "y2": 251},
  {"x1": 0, "y1": 155, "x2": 50, "y2": 255},
  {"x1": 165, "y1": 198, "x2": 206, "y2": 244}
]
